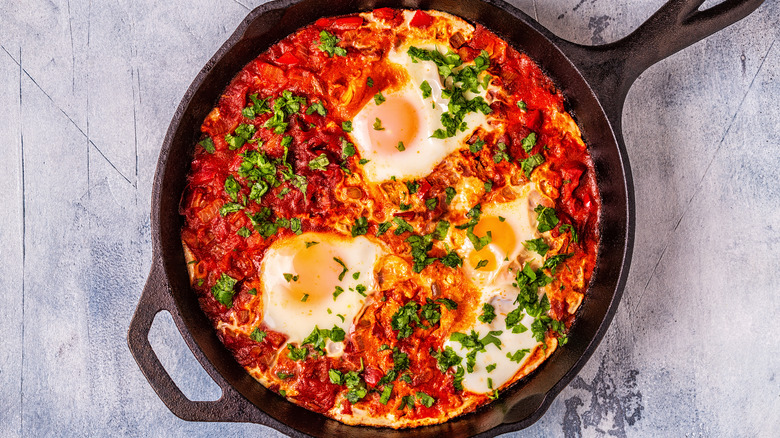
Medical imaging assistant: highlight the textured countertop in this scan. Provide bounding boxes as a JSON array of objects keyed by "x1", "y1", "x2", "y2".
[{"x1": 1, "y1": 0, "x2": 778, "y2": 436}]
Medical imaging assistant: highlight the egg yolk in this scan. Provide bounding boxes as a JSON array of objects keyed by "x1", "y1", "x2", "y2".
[
  {"x1": 282, "y1": 243, "x2": 341, "y2": 308},
  {"x1": 367, "y1": 95, "x2": 420, "y2": 155},
  {"x1": 469, "y1": 216, "x2": 517, "y2": 271}
]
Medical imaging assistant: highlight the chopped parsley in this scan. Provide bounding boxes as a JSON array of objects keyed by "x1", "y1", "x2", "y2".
[
  {"x1": 420, "y1": 80, "x2": 432, "y2": 98},
  {"x1": 328, "y1": 368, "x2": 345, "y2": 385},
  {"x1": 342, "y1": 121, "x2": 353, "y2": 132},
  {"x1": 379, "y1": 384, "x2": 393, "y2": 405},
  {"x1": 308, "y1": 153, "x2": 330, "y2": 171},
  {"x1": 416, "y1": 392, "x2": 435, "y2": 408},
  {"x1": 286, "y1": 343, "x2": 308, "y2": 361},
  {"x1": 211, "y1": 273, "x2": 237, "y2": 307},
  {"x1": 276, "y1": 187, "x2": 291, "y2": 199},
  {"x1": 431, "y1": 346, "x2": 462, "y2": 373},
  {"x1": 478, "y1": 303, "x2": 496, "y2": 324},
  {"x1": 406, "y1": 233, "x2": 437, "y2": 272},
  {"x1": 373, "y1": 118, "x2": 385, "y2": 131},
  {"x1": 237, "y1": 226, "x2": 252, "y2": 238},
  {"x1": 318, "y1": 30, "x2": 347, "y2": 57},
  {"x1": 333, "y1": 257, "x2": 348, "y2": 281},
  {"x1": 392, "y1": 217, "x2": 414, "y2": 235},
  {"x1": 225, "y1": 123, "x2": 256, "y2": 150},
  {"x1": 396, "y1": 141, "x2": 405, "y2": 151},
  {"x1": 469, "y1": 138, "x2": 485, "y2": 153},
  {"x1": 283, "y1": 273, "x2": 299, "y2": 282},
  {"x1": 340, "y1": 137, "x2": 356, "y2": 158},
  {"x1": 300, "y1": 293, "x2": 309, "y2": 302},
  {"x1": 433, "y1": 220, "x2": 450, "y2": 240},
  {"x1": 333, "y1": 286, "x2": 344, "y2": 300},
  {"x1": 523, "y1": 238, "x2": 550, "y2": 256},
  {"x1": 344, "y1": 371, "x2": 368, "y2": 403},
  {"x1": 542, "y1": 253, "x2": 573, "y2": 272},
  {"x1": 517, "y1": 100, "x2": 527, "y2": 111},
  {"x1": 242, "y1": 93, "x2": 271, "y2": 119},
  {"x1": 199, "y1": 137, "x2": 215, "y2": 153},
  {"x1": 445, "y1": 187, "x2": 456, "y2": 204},
  {"x1": 374, "y1": 92, "x2": 386, "y2": 105},
  {"x1": 301, "y1": 325, "x2": 345, "y2": 354},
  {"x1": 559, "y1": 223, "x2": 579, "y2": 243},
  {"x1": 355, "y1": 284, "x2": 367, "y2": 296},
  {"x1": 366, "y1": 77, "x2": 374, "y2": 87},
  {"x1": 306, "y1": 101, "x2": 327, "y2": 116},
  {"x1": 534, "y1": 205, "x2": 559, "y2": 232},
  {"x1": 493, "y1": 142, "x2": 510, "y2": 163},
  {"x1": 485, "y1": 363, "x2": 497, "y2": 373},
  {"x1": 391, "y1": 301, "x2": 421, "y2": 339},
  {"x1": 351, "y1": 216, "x2": 369, "y2": 237},
  {"x1": 398, "y1": 395, "x2": 415, "y2": 411},
  {"x1": 506, "y1": 348, "x2": 530, "y2": 363},
  {"x1": 263, "y1": 90, "x2": 306, "y2": 134},
  {"x1": 521, "y1": 132, "x2": 537, "y2": 153},
  {"x1": 521, "y1": 153, "x2": 545, "y2": 178},
  {"x1": 513, "y1": 264, "x2": 553, "y2": 317},
  {"x1": 249, "y1": 327, "x2": 266, "y2": 343},
  {"x1": 405, "y1": 180, "x2": 420, "y2": 194},
  {"x1": 236, "y1": 136, "x2": 307, "y2": 198},
  {"x1": 376, "y1": 221, "x2": 392, "y2": 236},
  {"x1": 440, "y1": 250, "x2": 463, "y2": 268},
  {"x1": 467, "y1": 227, "x2": 492, "y2": 252},
  {"x1": 377, "y1": 347, "x2": 410, "y2": 386}
]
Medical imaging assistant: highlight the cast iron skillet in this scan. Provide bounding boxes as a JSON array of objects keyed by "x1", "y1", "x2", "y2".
[{"x1": 128, "y1": 0, "x2": 763, "y2": 436}]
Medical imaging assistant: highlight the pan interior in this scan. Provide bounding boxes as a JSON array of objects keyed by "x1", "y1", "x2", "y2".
[{"x1": 152, "y1": 0, "x2": 629, "y2": 436}]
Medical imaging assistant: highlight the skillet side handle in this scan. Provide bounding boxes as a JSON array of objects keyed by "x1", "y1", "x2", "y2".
[
  {"x1": 555, "y1": 0, "x2": 765, "y2": 126},
  {"x1": 127, "y1": 257, "x2": 256, "y2": 423}
]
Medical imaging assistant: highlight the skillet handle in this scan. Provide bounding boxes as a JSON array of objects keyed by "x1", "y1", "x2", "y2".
[
  {"x1": 554, "y1": 0, "x2": 765, "y2": 126},
  {"x1": 127, "y1": 257, "x2": 256, "y2": 422}
]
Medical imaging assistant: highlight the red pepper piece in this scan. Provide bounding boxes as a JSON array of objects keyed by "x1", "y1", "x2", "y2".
[
  {"x1": 276, "y1": 52, "x2": 299, "y2": 65},
  {"x1": 417, "y1": 179, "x2": 432, "y2": 198},
  {"x1": 332, "y1": 16, "x2": 363, "y2": 30},
  {"x1": 409, "y1": 10, "x2": 433, "y2": 28},
  {"x1": 315, "y1": 17, "x2": 332, "y2": 28},
  {"x1": 373, "y1": 8, "x2": 396, "y2": 20}
]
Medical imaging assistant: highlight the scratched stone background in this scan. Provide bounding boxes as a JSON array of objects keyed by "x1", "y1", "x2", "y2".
[{"x1": 0, "y1": 0, "x2": 778, "y2": 436}]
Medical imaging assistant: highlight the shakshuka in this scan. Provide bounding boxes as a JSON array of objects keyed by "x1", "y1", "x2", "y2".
[{"x1": 180, "y1": 8, "x2": 600, "y2": 428}]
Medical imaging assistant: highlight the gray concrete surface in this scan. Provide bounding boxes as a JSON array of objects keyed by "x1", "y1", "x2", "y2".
[{"x1": 1, "y1": 0, "x2": 778, "y2": 436}]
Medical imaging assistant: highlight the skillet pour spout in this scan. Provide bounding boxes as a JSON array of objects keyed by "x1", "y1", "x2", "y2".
[{"x1": 128, "y1": 0, "x2": 764, "y2": 436}]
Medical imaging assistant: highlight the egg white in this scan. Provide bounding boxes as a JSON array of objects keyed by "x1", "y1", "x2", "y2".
[
  {"x1": 459, "y1": 183, "x2": 548, "y2": 288},
  {"x1": 351, "y1": 43, "x2": 491, "y2": 182},
  {"x1": 261, "y1": 232, "x2": 383, "y2": 347},
  {"x1": 443, "y1": 183, "x2": 555, "y2": 394}
]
